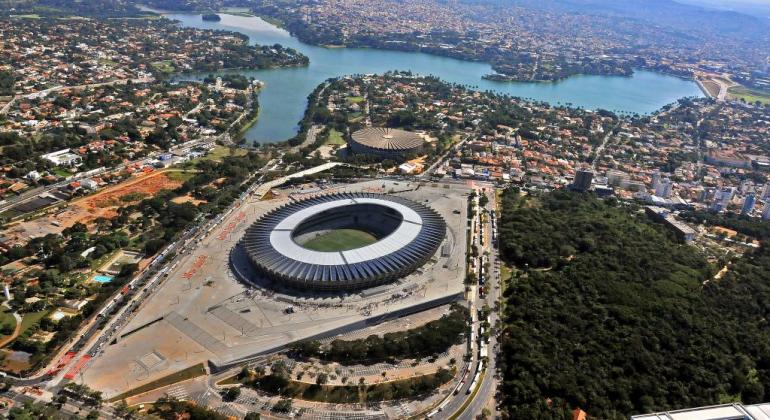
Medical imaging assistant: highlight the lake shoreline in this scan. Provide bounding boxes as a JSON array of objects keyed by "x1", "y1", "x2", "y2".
[{"x1": 165, "y1": 11, "x2": 705, "y2": 143}]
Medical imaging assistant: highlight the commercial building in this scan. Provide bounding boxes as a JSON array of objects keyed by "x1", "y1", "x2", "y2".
[
  {"x1": 571, "y1": 169, "x2": 594, "y2": 192},
  {"x1": 645, "y1": 206, "x2": 696, "y2": 242},
  {"x1": 41, "y1": 149, "x2": 82, "y2": 167},
  {"x1": 631, "y1": 402, "x2": 770, "y2": 420}
]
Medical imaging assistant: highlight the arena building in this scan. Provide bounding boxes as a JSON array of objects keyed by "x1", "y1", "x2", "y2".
[
  {"x1": 241, "y1": 192, "x2": 446, "y2": 291},
  {"x1": 348, "y1": 127, "x2": 424, "y2": 159}
]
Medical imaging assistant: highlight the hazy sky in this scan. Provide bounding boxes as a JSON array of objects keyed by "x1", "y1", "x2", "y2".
[{"x1": 678, "y1": 0, "x2": 770, "y2": 17}]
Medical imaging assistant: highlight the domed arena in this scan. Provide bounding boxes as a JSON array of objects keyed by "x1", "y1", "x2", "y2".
[
  {"x1": 348, "y1": 127, "x2": 425, "y2": 158},
  {"x1": 241, "y1": 192, "x2": 446, "y2": 291}
]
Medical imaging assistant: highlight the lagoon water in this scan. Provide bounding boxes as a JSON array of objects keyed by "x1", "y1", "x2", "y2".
[{"x1": 166, "y1": 12, "x2": 704, "y2": 143}]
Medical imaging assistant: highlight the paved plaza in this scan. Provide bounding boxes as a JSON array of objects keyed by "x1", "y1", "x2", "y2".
[{"x1": 80, "y1": 180, "x2": 471, "y2": 398}]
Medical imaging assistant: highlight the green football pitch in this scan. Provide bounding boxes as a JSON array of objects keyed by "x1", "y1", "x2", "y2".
[{"x1": 301, "y1": 229, "x2": 379, "y2": 252}]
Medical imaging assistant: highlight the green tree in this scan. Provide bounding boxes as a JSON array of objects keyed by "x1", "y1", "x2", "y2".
[{"x1": 224, "y1": 386, "x2": 241, "y2": 402}]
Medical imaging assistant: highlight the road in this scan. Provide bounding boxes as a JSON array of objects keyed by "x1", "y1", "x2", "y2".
[
  {"x1": 591, "y1": 123, "x2": 618, "y2": 172},
  {"x1": 460, "y1": 187, "x2": 501, "y2": 419},
  {"x1": 712, "y1": 74, "x2": 737, "y2": 101},
  {"x1": 420, "y1": 184, "x2": 499, "y2": 420},
  {"x1": 465, "y1": 188, "x2": 502, "y2": 417},
  {"x1": 291, "y1": 124, "x2": 322, "y2": 152}
]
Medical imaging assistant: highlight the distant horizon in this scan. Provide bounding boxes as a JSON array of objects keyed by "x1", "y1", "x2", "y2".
[{"x1": 676, "y1": 0, "x2": 770, "y2": 18}]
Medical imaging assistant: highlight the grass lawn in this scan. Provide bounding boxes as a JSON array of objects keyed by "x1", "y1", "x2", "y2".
[
  {"x1": 18, "y1": 310, "x2": 49, "y2": 336},
  {"x1": 728, "y1": 86, "x2": 770, "y2": 105},
  {"x1": 500, "y1": 263, "x2": 512, "y2": 284},
  {"x1": 348, "y1": 112, "x2": 363, "y2": 123},
  {"x1": 0, "y1": 309, "x2": 18, "y2": 344},
  {"x1": 220, "y1": 7, "x2": 251, "y2": 13},
  {"x1": 98, "y1": 58, "x2": 118, "y2": 67},
  {"x1": 326, "y1": 128, "x2": 346, "y2": 145},
  {"x1": 218, "y1": 375, "x2": 242, "y2": 386},
  {"x1": 220, "y1": 9, "x2": 254, "y2": 17},
  {"x1": 236, "y1": 111, "x2": 260, "y2": 137},
  {"x1": 90, "y1": 249, "x2": 120, "y2": 270},
  {"x1": 346, "y1": 96, "x2": 365, "y2": 103},
  {"x1": 53, "y1": 167, "x2": 73, "y2": 178},
  {"x1": 188, "y1": 146, "x2": 248, "y2": 167},
  {"x1": 206, "y1": 146, "x2": 248, "y2": 161},
  {"x1": 164, "y1": 170, "x2": 196, "y2": 183},
  {"x1": 108, "y1": 363, "x2": 207, "y2": 402},
  {"x1": 301, "y1": 229, "x2": 378, "y2": 252},
  {"x1": 151, "y1": 60, "x2": 175, "y2": 74},
  {"x1": 255, "y1": 14, "x2": 285, "y2": 28},
  {"x1": 0, "y1": 209, "x2": 20, "y2": 221},
  {"x1": 0, "y1": 309, "x2": 16, "y2": 329}
]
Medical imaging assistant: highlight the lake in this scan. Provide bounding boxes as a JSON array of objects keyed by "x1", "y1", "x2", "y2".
[{"x1": 164, "y1": 12, "x2": 704, "y2": 143}]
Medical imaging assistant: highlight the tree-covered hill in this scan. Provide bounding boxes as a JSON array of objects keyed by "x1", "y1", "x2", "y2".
[{"x1": 497, "y1": 190, "x2": 770, "y2": 419}]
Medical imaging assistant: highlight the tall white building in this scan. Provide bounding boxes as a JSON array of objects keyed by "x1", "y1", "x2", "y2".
[
  {"x1": 710, "y1": 188, "x2": 735, "y2": 213},
  {"x1": 655, "y1": 178, "x2": 673, "y2": 198},
  {"x1": 761, "y1": 184, "x2": 770, "y2": 200}
]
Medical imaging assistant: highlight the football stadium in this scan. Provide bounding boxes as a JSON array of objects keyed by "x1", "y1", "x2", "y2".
[
  {"x1": 348, "y1": 127, "x2": 425, "y2": 158},
  {"x1": 241, "y1": 192, "x2": 446, "y2": 291}
]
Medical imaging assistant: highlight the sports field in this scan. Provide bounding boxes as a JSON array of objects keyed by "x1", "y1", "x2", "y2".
[
  {"x1": 326, "y1": 128, "x2": 346, "y2": 145},
  {"x1": 728, "y1": 86, "x2": 770, "y2": 105},
  {"x1": 301, "y1": 229, "x2": 379, "y2": 251}
]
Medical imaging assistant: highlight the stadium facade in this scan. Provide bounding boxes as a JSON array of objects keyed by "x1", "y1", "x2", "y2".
[
  {"x1": 348, "y1": 127, "x2": 424, "y2": 159},
  {"x1": 241, "y1": 193, "x2": 446, "y2": 291}
]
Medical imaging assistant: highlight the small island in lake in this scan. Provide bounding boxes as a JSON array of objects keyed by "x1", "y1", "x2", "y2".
[{"x1": 202, "y1": 13, "x2": 221, "y2": 22}]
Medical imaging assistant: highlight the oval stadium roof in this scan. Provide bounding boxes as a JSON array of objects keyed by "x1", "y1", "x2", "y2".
[{"x1": 241, "y1": 192, "x2": 446, "y2": 291}]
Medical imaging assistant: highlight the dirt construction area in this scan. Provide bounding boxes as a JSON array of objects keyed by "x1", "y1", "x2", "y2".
[
  {"x1": 3, "y1": 170, "x2": 183, "y2": 246},
  {"x1": 77, "y1": 170, "x2": 182, "y2": 212}
]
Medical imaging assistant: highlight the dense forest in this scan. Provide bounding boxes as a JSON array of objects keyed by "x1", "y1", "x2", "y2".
[
  {"x1": 0, "y1": 70, "x2": 14, "y2": 96},
  {"x1": 288, "y1": 304, "x2": 469, "y2": 364},
  {"x1": 497, "y1": 190, "x2": 770, "y2": 419}
]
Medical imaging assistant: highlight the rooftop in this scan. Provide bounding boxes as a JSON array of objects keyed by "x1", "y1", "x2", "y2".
[
  {"x1": 350, "y1": 127, "x2": 424, "y2": 150},
  {"x1": 631, "y1": 403, "x2": 770, "y2": 420}
]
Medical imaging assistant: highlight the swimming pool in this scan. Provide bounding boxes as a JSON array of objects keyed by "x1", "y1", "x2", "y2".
[{"x1": 93, "y1": 275, "x2": 113, "y2": 283}]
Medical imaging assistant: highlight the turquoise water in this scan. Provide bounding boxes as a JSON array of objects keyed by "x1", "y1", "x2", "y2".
[
  {"x1": 93, "y1": 275, "x2": 113, "y2": 283},
  {"x1": 165, "y1": 12, "x2": 704, "y2": 143}
]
